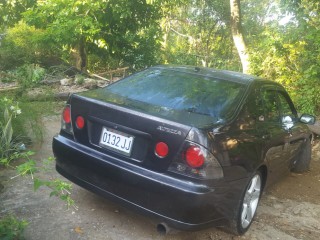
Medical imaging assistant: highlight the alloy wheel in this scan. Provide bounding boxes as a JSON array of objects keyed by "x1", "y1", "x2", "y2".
[{"x1": 240, "y1": 173, "x2": 261, "y2": 229}]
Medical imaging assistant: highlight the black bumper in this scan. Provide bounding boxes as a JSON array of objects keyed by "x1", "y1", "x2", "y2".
[{"x1": 53, "y1": 135, "x2": 247, "y2": 230}]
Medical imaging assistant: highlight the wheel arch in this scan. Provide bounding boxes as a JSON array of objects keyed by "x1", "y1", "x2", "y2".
[{"x1": 257, "y1": 165, "x2": 268, "y2": 191}]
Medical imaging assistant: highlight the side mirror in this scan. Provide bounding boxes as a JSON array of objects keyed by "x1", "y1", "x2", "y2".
[
  {"x1": 282, "y1": 115, "x2": 294, "y2": 130},
  {"x1": 299, "y1": 114, "x2": 316, "y2": 125}
]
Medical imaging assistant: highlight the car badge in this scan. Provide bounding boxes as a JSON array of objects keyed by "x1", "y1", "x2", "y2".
[{"x1": 157, "y1": 126, "x2": 182, "y2": 135}]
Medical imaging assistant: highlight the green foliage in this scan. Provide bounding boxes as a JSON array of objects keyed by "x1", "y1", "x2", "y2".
[
  {"x1": 31, "y1": 155, "x2": 76, "y2": 209},
  {"x1": 22, "y1": 0, "x2": 162, "y2": 71},
  {"x1": 16, "y1": 159, "x2": 36, "y2": 177},
  {"x1": 0, "y1": 71, "x2": 17, "y2": 83},
  {"x1": 0, "y1": 0, "x2": 319, "y2": 114},
  {"x1": 15, "y1": 64, "x2": 46, "y2": 88},
  {"x1": 0, "y1": 98, "x2": 22, "y2": 160},
  {"x1": 10, "y1": 99, "x2": 62, "y2": 143},
  {"x1": 0, "y1": 21, "x2": 60, "y2": 70},
  {"x1": 0, "y1": 215, "x2": 28, "y2": 240},
  {"x1": 34, "y1": 178, "x2": 76, "y2": 209},
  {"x1": 0, "y1": 96, "x2": 47, "y2": 144},
  {"x1": 160, "y1": 0, "x2": 238, "y2": 69},
  {"x1": 249, "y1": 0, "x2": 320, "y2": 114},
  {"x1": 75, "y1": 74, "x2": 85, "y2": 85},
  {"x1": 0, "y1": 151, "x2": 34, "y2": 169},
  {"x1": 0, "y1": 97, "x2": 76, "y2": 210},
  {"x1": 0, "y1": 0, "x2": 36, "y2": 30}
]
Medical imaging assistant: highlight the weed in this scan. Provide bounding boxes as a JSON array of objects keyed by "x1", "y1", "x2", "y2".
[
  {"x1": 0, "y1": 98, "x2": 22, "y2": 160},
  {"x1": 34, "y1": 177, "x2": 77, "y2": 209},
  {"x1": 75, "y1": 74, "x2": 85, "y2": 85},
  {"x1": 8, "y1": 99, "x2": 63, "y2": 144},
  {"x1": 0, "y1": 215, "x2": 28, "y2": 240},
  {"x1": 0, "y1": 97, "x2": 76, "y2": 211}
]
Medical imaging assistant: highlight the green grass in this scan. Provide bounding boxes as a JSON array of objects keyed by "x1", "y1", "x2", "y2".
[{"x1": 17, "y1": 101, "x2": 63, "y2": 143}]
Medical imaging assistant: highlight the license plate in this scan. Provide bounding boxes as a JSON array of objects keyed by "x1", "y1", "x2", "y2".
[{"x1": 99, "y1": 127, "x2": 134, "y2": 156}]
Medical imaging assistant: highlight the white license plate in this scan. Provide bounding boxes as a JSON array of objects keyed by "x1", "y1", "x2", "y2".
[{"x1": 99, "y1": 127, "x2": 134, "y2": 155}]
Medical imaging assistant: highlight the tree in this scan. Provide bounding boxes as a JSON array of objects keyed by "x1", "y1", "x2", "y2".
[
  {"x1": 230, "y1": 0, "x2": 250, "y2": 73},
  {"x1": 23, "y1": 0, "x2": 162, "y2": 72},
  {"x1": 159, "y1": 0, "x2": 240, "y2": 70},
  {"x1": 0, "y1": 0, "x2": 36, "y2": 30},
  {"x1": 248, "y1": 0, "x2": 320, "y2": 114}
]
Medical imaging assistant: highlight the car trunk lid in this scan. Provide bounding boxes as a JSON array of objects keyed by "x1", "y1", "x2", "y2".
[{"x1": 69, "y1": 94, "x2": 192, "y2": 172}]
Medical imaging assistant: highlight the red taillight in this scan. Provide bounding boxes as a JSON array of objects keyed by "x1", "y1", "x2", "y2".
[
  {"x1": 185, "y1": 146, "x2": 205, "y2": 168},
  {"x1": 63, "y1": 106, "x2": 71, "y2": 124},
  {"x1": 76, "y1": 116, "x2": 85, "y2": 129},
  {"x1": 155, "y1": 142, "x2": 169, "y2": 158}
]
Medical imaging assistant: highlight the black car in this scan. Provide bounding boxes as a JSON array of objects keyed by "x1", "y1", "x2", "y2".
[{"x1": 53, "y1": 65, "x2": 315, "y2": 235}]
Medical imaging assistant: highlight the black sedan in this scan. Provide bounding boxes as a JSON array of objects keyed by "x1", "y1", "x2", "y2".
[{"x1": 53, "y1": 65, "x2": 315, "y2": 235}]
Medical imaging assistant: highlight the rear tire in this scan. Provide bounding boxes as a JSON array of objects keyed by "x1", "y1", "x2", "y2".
[
  {"x1": 291, "y1": 138, "x2": 312, "y2": 173},
  {"x1": 226, "y1": 171, "x2": 262, "y2": 235}
]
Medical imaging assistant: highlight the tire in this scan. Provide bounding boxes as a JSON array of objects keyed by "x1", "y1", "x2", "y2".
[
  {"x1": 226, "y1": 171, "x2": 262, "y2": 235},
  {"x1": 291, "y1": 138, "x2": 312, "y2": 173}
]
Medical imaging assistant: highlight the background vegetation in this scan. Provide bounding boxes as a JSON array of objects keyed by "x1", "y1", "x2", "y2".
[
  {"x1": 0, "y1": 0, "x2": 319, "y2": 114},
  {"x1": 0, "y1": 1, "x2": 319, "y2": 238}
]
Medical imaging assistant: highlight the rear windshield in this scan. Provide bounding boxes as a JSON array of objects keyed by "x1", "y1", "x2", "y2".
[{"x1": 106, "y1": 68, "x2": 246, "y2": 121}]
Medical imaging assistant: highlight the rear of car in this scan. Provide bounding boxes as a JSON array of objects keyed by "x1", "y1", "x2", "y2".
[{"x1": 53, "y1": 66, "x2": 250, "y2": 230}]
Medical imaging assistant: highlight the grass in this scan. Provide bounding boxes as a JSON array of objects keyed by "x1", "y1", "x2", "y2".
[{"x1": 17, "y1": 101, "x2": 63, "y2": 143}]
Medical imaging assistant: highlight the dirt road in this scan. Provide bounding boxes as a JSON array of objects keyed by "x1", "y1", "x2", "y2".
[{"x1": 1, "y1": 116, "x2": 320, "y2": 240}]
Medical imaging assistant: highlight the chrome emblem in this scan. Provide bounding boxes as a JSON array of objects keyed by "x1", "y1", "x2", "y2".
[{"x1": 157, "y1": 126, "x2": 182, "y2": 135}]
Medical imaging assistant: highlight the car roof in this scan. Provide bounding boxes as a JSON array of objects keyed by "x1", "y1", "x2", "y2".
[{"x1": 152, "y1": 65, "x2": 277, "y2": 86}]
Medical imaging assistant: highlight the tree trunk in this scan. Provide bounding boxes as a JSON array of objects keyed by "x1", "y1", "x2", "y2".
[
  {"x1": 71, "y1": 37, "x2": 87, "y2": 73},
  {"x1": 230, "y1": 0, "x2": 250, "y2": 73}
]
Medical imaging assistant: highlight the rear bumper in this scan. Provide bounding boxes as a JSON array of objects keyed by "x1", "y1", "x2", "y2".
[{"x1": 53, "y1": 134, "x2": 247, "y2": 230}]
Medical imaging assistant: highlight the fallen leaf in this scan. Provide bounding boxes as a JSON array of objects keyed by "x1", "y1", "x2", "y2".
[{"x1": 75, "y1": 226, "x2": 83, "y2": 234}]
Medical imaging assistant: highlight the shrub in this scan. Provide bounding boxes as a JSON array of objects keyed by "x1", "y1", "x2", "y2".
[
  {"x1": 0, "y1": 21, "x2": 61, "y2": 71},
  {"x1": 15, "y1": 64, "x2": 46, "y2": 88}
]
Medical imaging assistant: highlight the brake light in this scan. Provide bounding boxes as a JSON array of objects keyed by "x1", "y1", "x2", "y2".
[
  {"x1": 61, "y1": 104, "x2": 73, "y2": 134},
  {"x1": 185, "y1": 146, "x2": 204, "y2": 168},
  {"x1": 76, "y1": 116, "x2": 85, "y2": 129},
  {"x1": 155, "y1": 142, "x2": 169, "y2": 158},
  {"x1": 168, "y1": 142, "x2": 223, "y2": 179},
  {"x1": 63, "y1": 106, "x2": 71, "y2": 123}
]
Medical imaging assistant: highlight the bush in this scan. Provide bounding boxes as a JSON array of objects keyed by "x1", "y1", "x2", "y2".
[
  {"x1": 0, "y1": 21, "x2": 61, "y2": 71},
  {"x1": 15, "y1": 64, "x2": 46, "y2": 88}
]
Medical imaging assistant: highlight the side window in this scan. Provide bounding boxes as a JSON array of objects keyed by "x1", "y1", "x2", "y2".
[
  {"x1": 278, "y1": 92, "x2": 296, "y2": 118},
  {"x1": 261, "y1": 90, "x2": 280, "y2": 122}
]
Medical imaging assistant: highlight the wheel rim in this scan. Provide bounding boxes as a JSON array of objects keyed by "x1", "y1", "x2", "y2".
[{"x1": 241, "y1": 174, "x2": 261, "y2": 229}]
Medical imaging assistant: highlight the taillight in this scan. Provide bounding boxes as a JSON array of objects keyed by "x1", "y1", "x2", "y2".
[
  {"x1": 63, "y1": 106, "x2": 71, "y2": 123},
  {"x1": 155, "y1": 142, "x2": 169, "y2": 158},
  {"x1": 76, "y1": 116, "x2": 85, "y2": 129},
  {"x1": 168, "y1": 142, "x2": 223, "y2": 179},
  {"x1": 185, "y1": 146, "x2": 204, "y2": 168},
  {"x1": 61, "y1": 104, "x2": 73, "y2": 134}
]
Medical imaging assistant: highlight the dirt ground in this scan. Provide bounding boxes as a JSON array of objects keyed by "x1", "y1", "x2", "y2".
[{"x1": 1, "y1": 115, "x2": 320, "y2": 240}]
